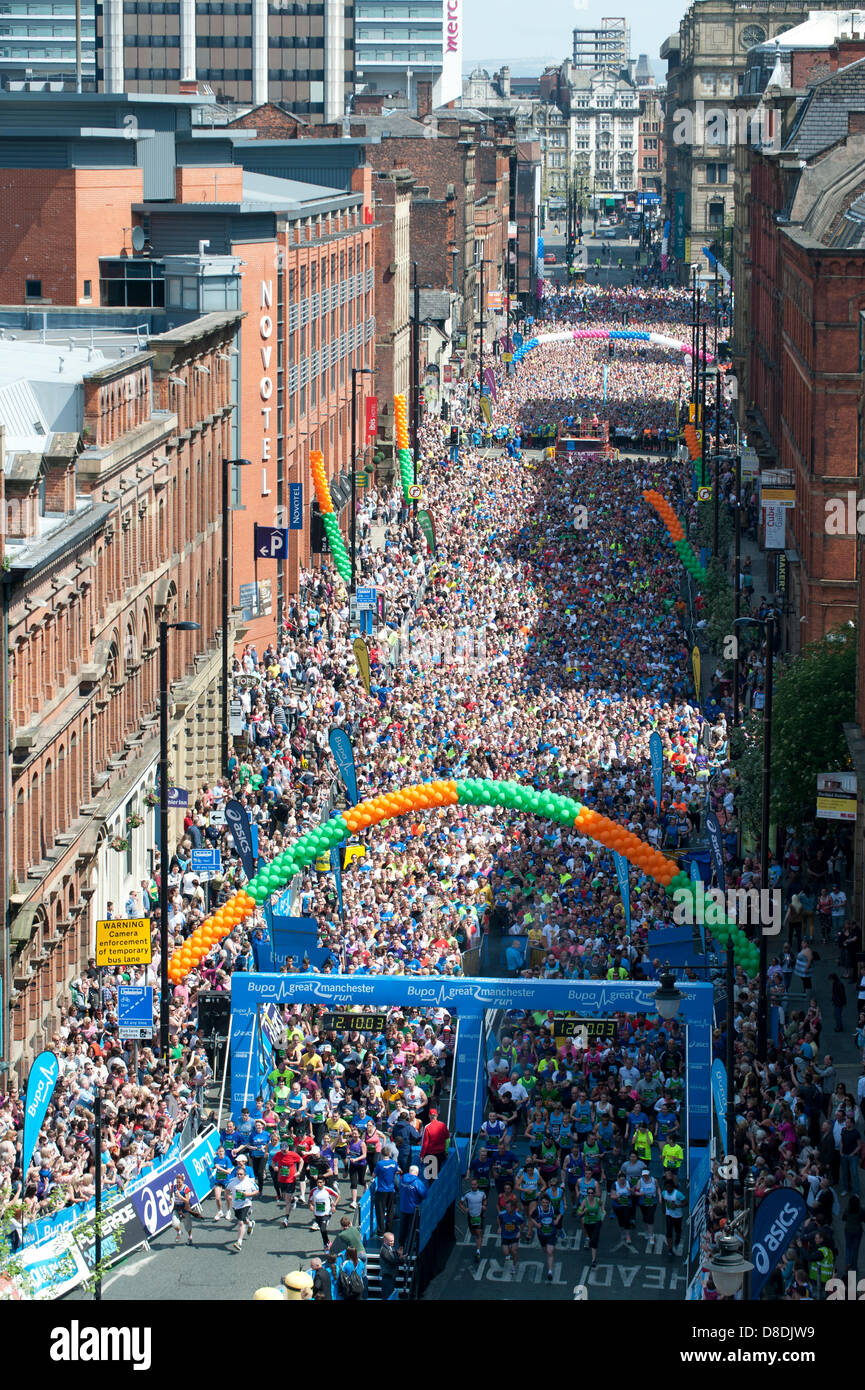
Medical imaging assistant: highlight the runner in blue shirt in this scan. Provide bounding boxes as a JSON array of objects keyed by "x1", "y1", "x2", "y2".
[
  {"x1": 211, "y1": 1146, "x2": 235, "y2": 1222},
  {"x1": 498, "y1": 1197, "x2": 526, "y2": 1269},
  {"x1": 535, "y1": 1193, "x2": 563, "y2": 1282},
  {"x1": 373, "y1": 1144, "x2": 399, "y2": 1236}
]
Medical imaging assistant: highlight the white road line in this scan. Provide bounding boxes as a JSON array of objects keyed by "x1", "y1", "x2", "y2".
[{"x1": 102, "y1": 1252, "x2": 158, "y2": 1291}]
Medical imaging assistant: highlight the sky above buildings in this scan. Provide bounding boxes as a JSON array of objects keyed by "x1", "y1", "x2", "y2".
[{"x1": 463, "y1": 0, "x2": 680, "y2": 76}]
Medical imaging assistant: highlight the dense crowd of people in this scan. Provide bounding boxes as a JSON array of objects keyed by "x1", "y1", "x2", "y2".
[{"x1": 1, "y1": 281, "x2": 862, "y2": 1305}]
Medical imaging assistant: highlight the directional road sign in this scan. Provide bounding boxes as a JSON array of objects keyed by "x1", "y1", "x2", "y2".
[
  {"x1": 118, "y1": 985, "x2": 154, "y2": 1039},
  {"x1": 254, "y1": 525, "x2": 289, "y2": 558}
]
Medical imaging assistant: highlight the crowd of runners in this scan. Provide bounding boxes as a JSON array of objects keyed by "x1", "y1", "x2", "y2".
[{"x1": 1, "y1": 282, "x2": 863, "y2": 1303}]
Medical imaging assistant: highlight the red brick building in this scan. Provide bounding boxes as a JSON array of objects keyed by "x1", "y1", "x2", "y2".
[
  {"x1": 0, "y1": 313, "x2": 239, "y2": 1070},
  {"x1": 137, "y1": 164, "x2": 376, "y2": 644},
  {"x1": 746, "y1": 57, "x2": 865, "y2": 650}
]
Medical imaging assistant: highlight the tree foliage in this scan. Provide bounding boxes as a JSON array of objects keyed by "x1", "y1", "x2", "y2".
[
  {"x1": 703, "y1": 555, "x2": 734, "y2": 652},
  {"x1": 736, "y1": 627, "x2": 856, "y2": 836}
]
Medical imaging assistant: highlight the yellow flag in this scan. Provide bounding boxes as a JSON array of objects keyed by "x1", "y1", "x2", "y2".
[
  {"x1": 353, "y1": 636, "x2": 371, "y2": 695},
  {"x1": 691, "y1": 645, "x2": 701, "y2": 698}
]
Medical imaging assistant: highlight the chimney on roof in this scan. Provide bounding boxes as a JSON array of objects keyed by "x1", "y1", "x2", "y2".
[
  {"x1": 417, "y1": 79, "x2": 433, "y2": 118},
  {"x1": 355, "y1": 92, "x2": 386, "y2": 115},
  {"x1": 179, "y1": 77, "x2": 199, "y2": 96}
]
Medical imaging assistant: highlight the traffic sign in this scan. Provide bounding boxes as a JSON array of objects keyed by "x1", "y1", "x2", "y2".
[
  {"x1": 95, "y1": 918, "x2": 152, "y2": 969},
  {"x1": 356, "y1": 586, "x2": 377, "y2": 611},
  {"x1": 502, "y1": 352, "x2": 513, "y2": 363},
  {"x1": 118, "y1": 985, "x2": 154, "y2": 1040},
  {"x1": 407, "y1": 484, "x2": 422, "y2": 500},
  {"x1": 210, "y1": 805, "x2": 226, "y2": 827},
  {"x1": 191, "y1": 848, "x2": 221, "y2": 873},
  {"x1": 254, "y1": 525, "x2": 289, "y2": 558},
  {"x1": 697, "y1": 486, "x2": 712, "y2": 502}
]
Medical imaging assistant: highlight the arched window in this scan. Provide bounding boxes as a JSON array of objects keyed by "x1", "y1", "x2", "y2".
[
  {"x1": 31, "y1": 770, "x2": 42, "y2": 866},
  {"x1": 57, "y1": 744, "x2": 67, "y2": 835},
  {"x1": 82, "y1": 718, "x2": 91, "y2": 797},
  {"x1": 69, "y1": 731, "x2": 79, "y2": 819},
  {"x1": 43, "y1": 759, "x2": 54, "y2": 851},
  {"x1": 14, "y1": 786, "x2": 25, "y2": 882}
]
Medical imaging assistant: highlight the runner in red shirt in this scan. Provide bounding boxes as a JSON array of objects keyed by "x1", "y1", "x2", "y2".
[{"x1": 271, "y1": 1143, "x2": 305, "y2": 1227}]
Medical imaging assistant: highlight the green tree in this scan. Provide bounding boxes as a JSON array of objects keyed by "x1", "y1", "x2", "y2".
[
  {"x1": 736, "y1": 627, "x2": 856, "y2": 836},
  {"x1": 703, "y1": 555, "x2": 734, "y2": 652}
]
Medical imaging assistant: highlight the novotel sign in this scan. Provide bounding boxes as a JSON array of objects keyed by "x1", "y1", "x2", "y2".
[
  {"x1": 260, "y1": 280, "x2": 274, "y2": 465},
  {"x1": 446, "y1": 0, "x2": 459, "y2": 52}
]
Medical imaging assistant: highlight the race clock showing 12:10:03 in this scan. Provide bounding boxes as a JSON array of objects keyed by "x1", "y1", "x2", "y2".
[{"x1": 320, "y1": 1012, "x2": 389, "y2": 1033}]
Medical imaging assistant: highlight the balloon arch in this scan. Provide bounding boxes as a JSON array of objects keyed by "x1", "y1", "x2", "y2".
[
  {"x1": 512, "y1": 329, "x2": 714, "y2": 367},
  {"x1": 167, "y1": 777, "x2": 759, "y2": 981}
]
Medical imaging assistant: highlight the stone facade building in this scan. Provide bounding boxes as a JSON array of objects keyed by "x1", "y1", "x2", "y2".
[
  {"x1": 660, "y1": 0, "x2": 846, "y2": 277},
  {"x1": 1, "y1": 312, "x2": 239, "y2": 1071}
]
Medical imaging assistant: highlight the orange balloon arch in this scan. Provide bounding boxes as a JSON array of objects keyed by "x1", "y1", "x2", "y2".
[{"x1": 164, "y1": 776, "x2": 759, "y2": 984}]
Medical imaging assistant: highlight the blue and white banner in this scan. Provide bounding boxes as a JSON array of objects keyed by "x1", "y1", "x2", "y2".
[
  {"x1": 328, "y1": 727, "x2": 358, "y2": 805},
  {"x1": 704, "y1": 810, "x2": 726, "y2": 892},
  {"x1": 612, "y1": 851, "x2": 631, "y2": 936},
  {"x1": 649, "y1": 730, "x2": 663, "y2": 813},
  {"x1": 17, "y1": 1236, "x2": 90, "y2": 1301},
  {"x1": 750, "y1": 1187, "x2": 808, "y2": 1299},
  {"x1": 711, "y1": 1059, "x2": 728, "y2": 1153},
  {"x1": 224, "y1": 799, "x2": 256, "y2": 879},
  {"x1": 21, "y1": 1050, "x2": 59, "y2": 1183},
  {"x1": 183, "y1": 1127, "x2": 220, "y2": 1206}
]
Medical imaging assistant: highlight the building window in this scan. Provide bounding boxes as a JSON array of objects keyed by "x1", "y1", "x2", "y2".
[
  {"x1": 82, "y1": 279, "x2": 92, "y2": 299},
  {"x1": 25, "y1": 278, "x2": 41, "y2": 299},
  {"x1": 706, "y1": 163, "x2": 728, "y2": 184},
  {"x1": 708, "y1": 201, "x2": 725, "y2": 228}
]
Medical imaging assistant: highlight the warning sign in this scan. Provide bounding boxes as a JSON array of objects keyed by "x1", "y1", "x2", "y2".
[{"x1": 95, "y1": 917, "x2": 152, "y2": 969}]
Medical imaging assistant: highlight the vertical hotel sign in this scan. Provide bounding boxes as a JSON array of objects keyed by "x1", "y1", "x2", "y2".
[
  {"x1": 440, "y1": 0, "x2": 462, "y2": 104},
  {"x1": 673, "y1": 191, "x2": 686, "y2": 261},
  {"x1": 260, "y1": 279, "x2": 273, "y2": 471}
]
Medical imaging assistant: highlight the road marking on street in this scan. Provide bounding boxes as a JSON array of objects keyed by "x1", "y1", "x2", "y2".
[{"x1": 102, "y1": 1252, "x2": 158, "y2": 1292}]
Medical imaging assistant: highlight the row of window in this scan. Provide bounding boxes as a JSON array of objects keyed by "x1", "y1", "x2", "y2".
[
  {"x1": 124, "y1": 33, "x2": 325, "y2": 47},
  {"x1": 118, "y1": 66, "x2": 326, "y2": 79},
  {"x1": 360, "y1": 46, "x2": 439, "y2": 60},
  {"x1": 0, "y1": 23, "x2": 95, "y2": 34},
  {"x1": 121, "y1": 1, "x2": 326, "y2": 11},
  {"x1": 705, "y1": 162, "x2": 728, "y2": 184}
]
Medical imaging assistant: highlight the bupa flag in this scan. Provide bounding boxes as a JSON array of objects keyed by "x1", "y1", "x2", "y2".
[{"x1": 21, "y1": 1050, "x2": 59, "y2": 1181}]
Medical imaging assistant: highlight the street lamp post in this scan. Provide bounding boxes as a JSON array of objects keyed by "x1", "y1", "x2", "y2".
[
  {"x1": 221, "y1": 458, "x2": 251, "y2": 775},
  {"x1": 732, "y1": 449, "x2": 742, "y2": 727},
  {"x1": 350, "y1": 365, "x2": 375, "y2": 594},
  {"x1": 410, "y1": 260, "x2": 420, "y2": 476},
  {"x1": 725, "y1": 935, "x2": 736, "y2": 1221},
  {"x1": 159, "y1": 618, "x2": 201, "y2": 1058},
  {"x1": 734, "y1": 612, "x2": 775, "y2": 1060}
]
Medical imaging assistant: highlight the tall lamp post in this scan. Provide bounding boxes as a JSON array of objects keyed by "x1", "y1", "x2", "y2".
[
  {"x1": 350, "y1": 365, "x2": 375, "y2": 593},
  {"x1": 477, "y1": 258, "x2": 494, "y2": 420},
  {"x1": 159, "y1": 618, "x2": 201, "y2": 1057},
  {"x1": 732, "y1": 450, "x2": 742, "y2": 727},
  {"x1": 410, "y1": 261, "x2": 420, "y2": 473},
  {"x1": 734, "y1": 612, "x2": 776, "y2": 1061},
  {"x1": 221, "y1": 457, "x2": 252, "y2": 774}
]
